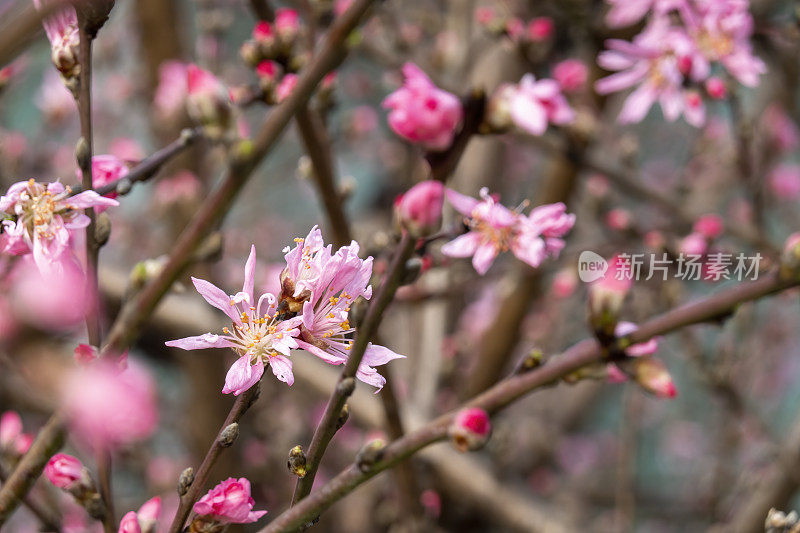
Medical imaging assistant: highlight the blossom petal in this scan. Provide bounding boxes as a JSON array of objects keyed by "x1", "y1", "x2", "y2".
[
  {"x1": 191, "y1": 277, "x2": 240, "y2": 324},
  {"x1": 269, "y1": 355, "x2": 294, "y2": 386},
  {"x1": 243, "y1": 245, "x2": 256, "y2": 305},
  {"x1": 222, "y1": 357, "x2": 264, "y2": 395},
  {"x1": 296, "y1": 340, "x2": 347, "y2": 365},
  {"x1": 165, "y1": 333, "x2": 236, "y2": 350},
  {"x1": 441, "y1": 232, "x2": 480, "y2": 258},
  {"x1": 444, "y1": 188, "x2": 479, "y2": 216},
  {"x1": 472, "y1": 243, "x2": 498, "y2": 275}
]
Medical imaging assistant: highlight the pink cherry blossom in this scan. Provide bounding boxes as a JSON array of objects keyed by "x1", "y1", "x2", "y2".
[
  {"x1": 282, "y1": 227, "x2": 405, "y2": 392},
  {"x1": 506, "y1": 74, "x2": 574, "y2": 135},
  {"x1": 705, "y1": 77, "x2": 727, "y2": 99},
  {"x1": 45, "y1": 453, "x2": 84, "y2": 489},
  {"x1": 693, "y1": 214, "x2": 724, "y2": 239},
  {"x1": 552, "y1": 59, "x2": 588, "y2": 93},
  {"x1": 0, "y1": 411, "x2": 30, "y2": 454},
  {"x1": 382, "y1": 62, "x2": 463, "y2": 151},
  {"x1": 61, "y1": 360, "x2": 158, "y2": 450},
  {"x1": 166, "y1": 246, "x2": 302, "y2": 392},
  {"x1": 442, "y1": 188, "x2": 575, "y2": 275},
  {"x1": 680, "y1": 232, "x2": 708, "y2": 256},
  {"x1": 394, "y1": 180, "x2": 444, "y2": 236},
  {"x1": 193, "y1": 477, "x2": 267, "y2": 525},
  {"x1": 0, "y1": 179, "x2": 118, "y2": 274},
  {"x1": 119, "y1": 496, "x2": 160, "y2": 533},
  {"x1": 253, "y1": 21, "x2": 273, "y2": 42},
  {"x1": 36, "y1": 70, "x2": 76, "y2": 123},
  {"x1": 604, "y1": 0, "x2": 678, "y2": 28},
  {"x1": 118, "y1": 512, "x2": 141, "y2": 533},
  {"x1": 275, "y1": 8, "x2": 300, "y2": 40},
  {"x1": 186, "y1": 64, "x2": 231, "y2": 128}
]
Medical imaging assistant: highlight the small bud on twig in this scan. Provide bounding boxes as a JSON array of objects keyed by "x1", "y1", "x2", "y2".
[
  {"x1": 287, "y1": 445, "x2": 307, "y2": 478},
  {"x1": 219, "y1": 423, "x2": 239, "y2": 447},
  {"x1": 178, "y1": 467, "x2": 195, "y2": 496},
  {"x1": 448, "y1": 408, "x2": 491, "y2": 452},
  {"x1": 356, "y1": 439, "x2": 386, "y2": 472},
  {"x1": 76, "y1": 137, "x2": 91, "y2": 172},
  {"x1": 336, "y1": 404, "x2": 350, "y2": 431},
  {"x1": 94, "y1": 212, "x2": 111, "y2": 246},
  {"x1": 516, "y1": 348, "x2": 544, "y2": 374}
]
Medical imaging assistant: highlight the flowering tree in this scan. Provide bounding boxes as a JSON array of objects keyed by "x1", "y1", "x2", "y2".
[{"x1": 0, "y1": 0, "x2": 798, "y2": 532}]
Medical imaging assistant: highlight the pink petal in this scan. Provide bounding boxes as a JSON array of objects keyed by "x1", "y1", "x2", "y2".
[
  {"x1": 191, "y1": 277, "x2": 240, "y2": 324},
  {"x1": 444, "y1": 188, "x2": 479, "y2": 216},
  {"x1": 165, "y1": 333, "x2": 236, "y2": 350},
  {"x1": 222, "y1": 357, "x2": 264, "y2": 395},
  {"x1": 441, "y1": 232, "x2": 481, "y2": 258},
  {"x1": 269, "y1": 355, "x2": 294, "y2": 386},
  {"x1": 472, "y1": 243, "x2": 499, "y2": 275},
  {"x1": 242, "y1": 245, "x2": 256, "y2": 306}
]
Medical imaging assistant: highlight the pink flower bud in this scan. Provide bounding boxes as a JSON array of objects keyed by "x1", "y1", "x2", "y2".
[
  {"x1": 680, "y1": 232, "x2": 707, "y2": 256},
  {"x1": 253, "y1": 21, "x2": 273, "y2": 42},
  {"x1": 552, "y1": 59, "x2": 588, "y2": 93},
  {"x1": 0, "y1": 411, "x2": 22, "y2": 449},
  {"x1": 186, "y1": 64, "x2": 231, "y2": 130},
  {"x1": 276, "y1": 73, "x2": 298, "y2": 103},
  {"x1": 256, "y1": 60, "x2": 280, "y2": 84},
  {"x1": 474, "y1": 6, "x2": 495, "y2": 26},
  {"x1": 382, "y1": 63, "x2": 463, "y2": 151},
  {"x1": 505, "y1": 17, "x2": 524, "y2": 40},
  {"x1": 633, "y1": 357, "x2": 677, "y2": 399},
  {"x1": 770, "y1": 164, "x2": 800, "y2": 200},
  {"x1": 45, "y1": 453, "x2": 83, "y2": 489},
  {"x1": 605, "y1": 208, "x2": 630, "y2": 231},
  {"x1": 118, "y1": 511, "x2": 141, "y2": 533},
  {"x1": 74, "y1": 343, "x2": 98, "y2": 364},
  {"x1": 395, "y1": 180, "x2": 444, "y2": 236},
  {"x1": 693, "y1": 214, "x2": 723, "y2": 239},
  {"x1": 527, "y1": 17, "x2": 554, "y2": 42},
  {"x1": 449, "y1": 407, "x2": 491, "y2": 452},
  {"x1": 193, "y1": 477, "x2": 267, "y2": 525},
  {"x1": 14, "y1": 434, "x2": 32, "y2": 455},
  {"x1": 275, "y1": 8, "x2": 299, "y2": 41},
  {"x1": 588, "y1": 254, "x2": 632, "y2": 319},
  {"x1": 705, "y1": 77, "x2": 727, "y2": 99}
]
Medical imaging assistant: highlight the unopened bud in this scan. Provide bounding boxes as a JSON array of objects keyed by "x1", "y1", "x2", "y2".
[
  {"x1": 780, "y1": 232, "x2": 800, "y2": 281},
  {"x1": 115, "y1": 178, "x2": 132, "y2": 196},
  {"x1": 338, "y1": 176, "x2": 357, "y2": 200},
  {"x1": 219, "y1": 423, "x2": 239, "y2": 447},
  {"x1": 45, "y1": 453, "x2": 84, "y2": 490},
  {"x1": 516, "y1": 349, "x2": 544, "y2": 374},
  {"x1": 275, "y1": 8, "x2": 300, "y2": 45},
  {"x1": 129, "y1": 256, "x2": 168, "y2": 292},
  {"x1": 240, "y1": 40, "x2": 261, "y2": 67},
  {"x1": 287, "y1": 445, "x2": 307, "y2": 477},
  {"x1": 94, "y1": 212, "x2": 111, "y2": 246},
  {"x1": 75, "y1": 0, "x2": 115, "y2": 37},
  {"x1": 394, "y1": 180, "x2": 444, "y2": 237},
  {"x1": 631, "y1": 357, "x2": 677, "y2": 399},
  {"x1": 76, "y1": 137, "x2": 91, "y2": 172},
  {"x1": 448, "y1": 407, "x2": 491, "y2": 452},
  {"x1": 178, "y1": 467, "x2": 194, "y2": 496},
  {"x1": 705, "y1": 77, "x2": 727, "y2": 100},
  {"x1": 587, "y1": 254, "x2": 632, "y2": 341},
  {"x1": 356, "y1": 439, "x2": 386, "y2": 472},
  {"x1": 336, "y1": 403, "x2": 350, "y2": 430}
]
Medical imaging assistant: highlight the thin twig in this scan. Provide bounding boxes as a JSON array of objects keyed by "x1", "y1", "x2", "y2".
[
  {"x1": 295, "y1": 106, "x2": 352, "y2": 248},
  {"x1": 167, "y1": 385, "x2": 260, "y2": 533},
  {"x1": 260, "y1": 269, "x2": 800, "y2": 532},
  {"x1": 0, "y1": 465, "x2": 62, "y2": 532},
  {"x1": 291, "y1": 232, "x2": 416, "y2": 506}
]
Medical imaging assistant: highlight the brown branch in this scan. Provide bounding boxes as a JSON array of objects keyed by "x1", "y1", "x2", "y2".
[
  {"x1": 0, "y1": 413, "x2": 67, "y2": 525},
  {"x1": 425, "y1": 90, "x2": 486, "y2": 182},
  {"x1": 70, "y1": 128, "x2": 203, "y2": 197},
  {"x1": 291, "y1": 232, "x2": 416, "y2": 506},
  {"x1": 295, "y1": 106, "x2": 352, "y2": 248},
  {"x1": 260, "y1": 269, "x2": 800, "y2": 532},
  {"x1": 0, "y1": 465, "x2": 62, "y2": 532},
  {"x1": 167, "y1": 385, "x2": 260, "y2": 533}
]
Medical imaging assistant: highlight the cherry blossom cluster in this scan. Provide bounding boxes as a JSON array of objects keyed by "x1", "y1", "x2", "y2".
[
  {"x1": 166, "y1": 227, "x2": 405, "y2": 395},
  {"x1": 596, "y1": 0, "x2": 766, "y2": 126}
]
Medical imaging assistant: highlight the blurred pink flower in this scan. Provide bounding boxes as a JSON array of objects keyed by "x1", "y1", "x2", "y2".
[
  {"x1": 680, "y1": 232, "x2": 708, "y2": 256},
  {"x1": 762, "y1": 105, "x2": 799, "y2": 152},
  {"x1": 604, "y1": 0, "x2": 674, "y2": 28},
  {"x1": 769, "y1": 165, "x2": 800, "y2": 200},
  {"x1": 693, "y1": 214, "x2": 724, "y2": 239},
  {"x1": 348, "y1": 105, "x2": 379, "y2": 136},
  {"x1": 442, "y1": 188, "x2": 575, "y2": 274},
  {"x1": 109, "y1": 138, "x2": 145, "y2": 161},
  {"x1": 119, "y1": 496, "x2": 160, "y2": 533},
  {"x1": 382, "y1": 62, "x2": 463, "y2": 151},
  {"x1": 704, "y1": 77, "x2": 727, "y2": 99},
  {"x1": 193, "y1": 477, "x2": 267, "y2": 525},
  {"x1": 73, "y1": 155, "x2": 129, "y2": 210},
  {"x1": 0, "y1": 411, "x2": 31, "y2": 455},
  {"x1": 118, "y1": 512, "x2": 140, "y2": 533},
  {"x1": 394, "y1": 180, "x2": 444, "y2": 236},
  {"x1": 154, "y1": 61, "x2": 188, "y2": 120},
  {"x1": 553, "y1": 59, "x2": 588, "y2": 93},
  {"x1": 36, "y1": 70, "x2": 76, "y2": 123},
  {"x1": 275, "y1": 8, "x2": 300, "y2": 41},
  {"x1": 45, "y1": 453, "x2": 83, "y2": 489},
  {"x1": 62, "y1": 360, "x2": 158, "y2": 450},
  {"x1": 154, "y1": 171, "x2": 202, "y2": 206},
  {"x1": 186, "y1": 64, "x2": 231, "y2": 128},
  {"x1": 166, "y1": 246, "x2": 302, "y2": 393},
  {"x1": 9, "y1": 255, "x2": 91, "y2": 330},
  {"x1": 595, "y1": 19, "x2": 706, "y2": 126},
  {"x1": 0, "y1": 179, "x2": 118, "y2": 272},
  {"x1": 527, "y1": 17, "x2": 554, "y2": 41},
  {"x1": 506, "y1": 74, "x2": 574, "y2": 135}
]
